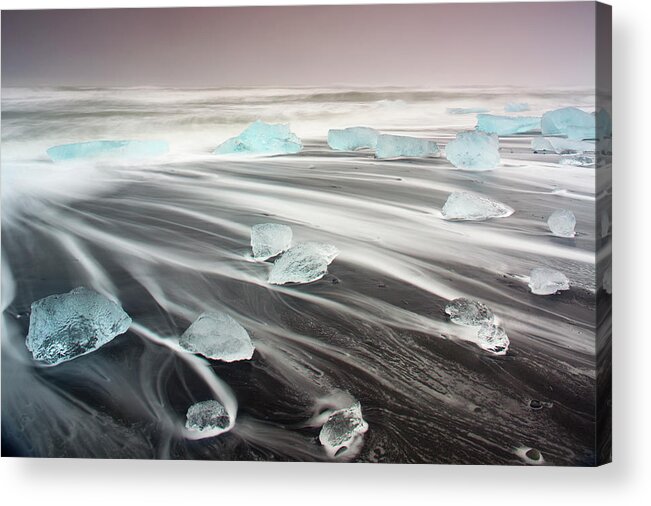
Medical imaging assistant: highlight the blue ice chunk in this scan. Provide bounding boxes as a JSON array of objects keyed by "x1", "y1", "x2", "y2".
[
  {"x1": 327, "y1": 127, "x2": 379, "y2": 151},
  {"x1": 504, "y1": 102, "x2": 530, "y2": 112},
  {"x1": 445, "y1": 131, "x2": 500, "y2": 170},
  {"x1": 25, "y1": 287, "x2": 132, "y2": 366},
  {"x1": 446, "y1": 107, "x2": 489, "y2": 115},
  {"x1": 179, "y1": 312, "x2": 254, "y2": 362},
  {"x1": 268, "y1": 242, "x2": 339, "y2": 285},
  {"x1": 441, "y1": 192, "x2": 514, "y2": 221},
  {"x1": 251, "y1": 223, "x2": 292, "y2": 260},
  {"x1": 213, "y1": 120, "x2": 302, "y2": 155},
  {"x1": 547, "y1": 209, "x2": 576, "y2": 237},
  {"x1": 47, "y1": 140, "x2": 169, "y2": 161},
  {"x1": 375, "y1": 134, "x2": 439, "y2": 159},
  {"x1": 541, "y1": 107, "x2": 596, "y2": 140},
  {"x1": 476, "y1": 114, "x2": 540, "y2": 135},
  {"x1": 319, "y1": 402, "x2": 369, "y2": 457}
]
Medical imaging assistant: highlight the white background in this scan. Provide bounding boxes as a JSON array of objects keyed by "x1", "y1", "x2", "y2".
[{"x1": 0, "y1": 0, "x2": 648, "y2": 504}]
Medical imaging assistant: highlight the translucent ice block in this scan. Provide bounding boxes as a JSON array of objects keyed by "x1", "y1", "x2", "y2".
[
  {"x1": 25, "y1": 287, "x2": 132, "y2": 365},
  {"x1": 213, "y1": 120, "x2": 302, "y2": 155},
  {"x1": 327, "y1": 127, "x2": 379, "y2": 151},
  {"x1": 476, "y1": 114, "x2": 540, "y2": 135},
  {"x1": 445, "y1": 131, "x2": 500, "y2": 170},
  {"x1": 441, "y1": 192, "x2": 514, "y2": 221},
  {"x1": 375, "y1": 134, "x2": 439, "y2": 159},
  {"x1": 251, "y1": 223, "x2": 292, "y2": 260},
  {"x1": 179, "y1": 312, "x2": 255, "y2": 362},
  {"x1": 47, "y1": 140, "x2": 169, "y2": 161}
]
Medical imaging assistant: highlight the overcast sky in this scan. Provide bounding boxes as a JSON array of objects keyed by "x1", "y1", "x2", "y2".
[{"x1": 1, "y1": 3, "x2": 596, "y2": 88}]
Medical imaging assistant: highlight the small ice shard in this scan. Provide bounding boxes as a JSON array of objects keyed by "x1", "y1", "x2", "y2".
[
  {"x1": 251, "y1": 223, "x2": 292, "y2": 260},
  {"x1": 179, "y1": 312, "x2": 255, "y2": 362},
  {"x1": 446, "y1": 107, "x2": 489, "y2": 115},
  {"x1": 445, "y1": 131, "x2": 500, "y2": 170},
  {"x1": 476, "y1": 114, "x2": 540, "y2": 135},
  {"x1": 319, "y1": 402, "x2": 369, "y2": 457},
  {"x1": 375, "y1": 134, "x2": 439, "y2": 159},
  {"x1": 476, "y1": 323, "x2": 510, "y2": 355},
  {"x1": 268, "y1": 242, "x2": 339, "y2": 285},
  {"x1": 47, "y1": 140, "x2": 169, "y2": 161},
  {"x1": 541, "y1": 107, "x2": 596, "y2": 140},
  {"x1": 603, "y1": 266, "x2": 612, "y2": 294},
  {"x1": 559, "y1": 154, "x2": 596, "y2": 167},
  {"x1": 441, "y1": 192, "x2": 514, "y2": 221},
  {"x1": 328, "y1": 127, "x2": 379, "y2": 151},
  {"x1": 547, "y1": 209, "x2": 576, "y2": 237},
  {"x1": 445, "y1": 298, "x2": 494, "y2": 326},
  {"x1": 528, "y1": 267, "x2": 570, "y2": 295},
  {"x1": 531, "y1": 136, "x2": 595, "y2": 154},
  {"x1": 504, "y1": 102, "x2": 530, "y2": 112},
  {"x1": 213, "y1": 120, "x2": 302, "y2": 155},
  {"x1": 185, "y1": 400, "x2": 230, "y2": 432},
  {"x1": 25, "y1": 287, "x2": 132, "y2": 366}
]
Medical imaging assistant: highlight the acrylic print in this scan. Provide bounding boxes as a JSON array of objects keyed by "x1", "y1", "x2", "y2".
[{"x1": 1, "y1": 2, "x2": 612, "y2": 465}]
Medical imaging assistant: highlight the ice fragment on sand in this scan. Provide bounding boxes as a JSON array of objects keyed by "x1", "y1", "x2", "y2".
[
  {"x1": 445, "y1": 298, "x2": 494, "y2": 326},
  {"x1": 504, "y1": 102, "x2": 530, "y2": 112},
  {"x1": 559, "y1": 154, "x2": 595, "y2": 167},
  {"x1": 541, "y1": 107, "x2": 596, "y2": 140},
  {"x1": 531, "y1": 136, "x2": 595, "y2": 154},
  {"x1": 442, "y1": 192, "x2": 514, "y2": 221},
  {"x1": 547, "y1": 209, "x2": 576, "y2": 237},
  {"x1": 603, "y1": 266, "x2": 612, "y2": 294},
  {"x1": 476, "y1": 114, "x2": 540, "y2": 135},
  {"x1": 477, "y1": 323, "x2": 510, "y2": 355},
  {"x1": 25, "y1": 287, "x2": 132, "y2": 366},
  {"x1": 185, "y1": 400, "x2": 230, "y2": 432},
  {"x1": 328, "y1": 127, "x2": 379, "y2": 151},
  {"x1": 47, "y1": 140, "x2": 169, "y2": 161},
  {"x1": 528, "y1": 268, "x2": 570, "y2": 295},
  {"x1": 319, "y1": 402, "x2": 369, "y2": 457},
  {"x1": 251, "y1": 223, "x2": 292, "y2": 260},
  {"x1": 446, "y1": 107, "x2": 489, "y2": 115},
  {"x1": 179, "y1": 312, "x2": 254, "y2": 362},
  {"x1": 213, "y1": 120, "x2": 302, "y2": 155},
  {"x1": 268, "y1": 242, "x2": 339, "y2": 285},
  {"x1": 375, "y1": 134, "x2": 439, "y2": 159},
  {"x1": 445, "y1": 131, "x2": 500, "y2": 170}
]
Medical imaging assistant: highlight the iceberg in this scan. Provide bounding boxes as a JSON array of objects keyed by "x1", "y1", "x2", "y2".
[
  {"x1": 504, "y1": 102, "x2": 530, "y2": 112},
  {"x1": 476, "y1": 114, "x2": 540, "y2": 135},
  {"x1": 185, "y1": 400, "x2": 230, "y2": 432},
  {"x1": 47, "y1": 140, "x2": 169, "y2": 162},
  {"x1": 528, "y1": 268, "x2": 570, "y2": 295},
  {"x1": 445, "y1": 131, "x2": 500, "y2": 170},
  {"x1": 441, "y1": 192, "x2": 514, "y2": 221},
  {"x1": 179, "y1": 312, "x2": 254, "y2": 362},
  {"x1": 445, "y1": 298, "x2": 494, "y2": 326},
  {"x1": 547, "y1": 209, "x2": 576, "y2": 237},
  {"x1": 268, "y1": 242, "x2": 339, "y2": 285},
  {"x1": 251, "y1": 223, "x2": 292, "y2": 260},
  {"x1": 541, "y1": 107, "x2": 596, "y2": 140},
  {"x1": 213, "y1": 120, "x2": 302, "y2": 155},
  {"x1": 25, "y1": 287, "x2": 132, "y2": 366},
  {"x1": 319, "y1": 402, "x2": 369, "y2": 457},
  {"x1": 375, "y1": 134, "x2": 439, "y2": 159},
  {"x1": 476, "y1": 323, "x2": 510, "y2": 355},
  {"x1": 531, "y1": 136, "x2": 595, "y2": 154},
  {"x1": 328, "y1": 127, "x2": 379, "y2": 151},
  {"x1": 446, "y1": 107, "x2": 489, "y2": 115}
]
